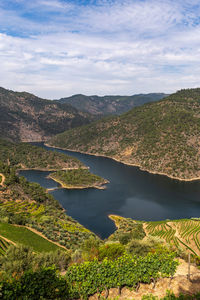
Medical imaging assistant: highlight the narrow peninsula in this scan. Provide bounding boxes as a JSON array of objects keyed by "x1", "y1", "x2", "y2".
[{"x1": 49, "y1": 168, "x2": 109, "y2": 189}]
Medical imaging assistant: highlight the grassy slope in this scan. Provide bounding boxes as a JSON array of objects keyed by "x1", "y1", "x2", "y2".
[
  {"x1": 49, "y1": 88, "x2": 200, "y2": 180},
  {"x1": 0, "y1": 223, "x2": 61, "y2": 252}
]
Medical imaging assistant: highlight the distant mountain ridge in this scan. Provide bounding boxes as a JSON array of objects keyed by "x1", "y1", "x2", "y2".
[
  {"x1": 57, "y1": 93, "x2": 168, "y2": 115},
  {"x1": 0, "y1": 87, "x2": 93, "y2": 142},
  {"x1": 49, "y1": 88, "x2": 200, "y2": 181}
]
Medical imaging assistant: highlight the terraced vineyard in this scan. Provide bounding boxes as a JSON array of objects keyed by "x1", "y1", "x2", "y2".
[
  {"x1": 0, "y1": 236, "x2": 11, "y2": 255},
  {"x1": 0, "y1": 199, "x2": 45, "y2": 218},
  {"x1": 109, "y1": 216, "x2": 200, "y2": 256},
  {"x1": 0, "y1": 192, "x2": 93, "y2": 250},
  {"x1": 145, "y1": 219, "x2": 200, "y2": 256}
]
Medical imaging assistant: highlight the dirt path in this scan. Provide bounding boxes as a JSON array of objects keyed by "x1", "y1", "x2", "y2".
[
  {"x1": 0, "y1": 173, "x2": 5, "y2": 186},
  {"x1": 0, "y1": 234, "x2": 16, "y2": 246}
]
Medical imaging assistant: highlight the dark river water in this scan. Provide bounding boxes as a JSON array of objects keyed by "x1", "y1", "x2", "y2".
[{"x1": 20, "y1": 143, "x2": 200, "y2": 239}]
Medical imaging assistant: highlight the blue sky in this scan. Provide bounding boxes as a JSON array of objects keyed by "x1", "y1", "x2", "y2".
[{"x1": 1, "y1": 0, "x2": 200, "y2": 98}]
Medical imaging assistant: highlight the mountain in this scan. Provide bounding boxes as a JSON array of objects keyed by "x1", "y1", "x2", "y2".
[
  {"x1": 0, "y1": 87, "x2": 93, "y2": 142},
  {"x1": 57, "y1": 93, "x2": 168, "y2": 115},
  {"x1": 49, "y1": 88, "x2": 200, "y2": 181}
]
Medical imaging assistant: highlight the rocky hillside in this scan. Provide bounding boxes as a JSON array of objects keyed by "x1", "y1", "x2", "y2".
[
  {"x1": 57, "y1": 93, "x2": 168, "y2": 115},
  {"x1": 0, "y1": 87, "x2": 93, "y2": 142},
  {"x1": 49, "y1": 88, "x2": 200, "y2": 181}
]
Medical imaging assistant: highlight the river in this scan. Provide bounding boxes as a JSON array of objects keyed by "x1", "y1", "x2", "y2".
[{"x1": 19, "y1": 143, "x2": 200, "y2": 239}]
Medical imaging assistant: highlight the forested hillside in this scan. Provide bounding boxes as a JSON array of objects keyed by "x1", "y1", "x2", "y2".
[
  {"x1": 0, "y1": 139, "x2": 84, "y2": 170},
  {"x1": 58, "y1": 93, "x2": 168, "y2": 115},
  {"x1": 0, "y1": 87, "x2": 93, "y2": 142},
  {"x1": 49, "y1": 88, "x2": 200, "y2": 181}
]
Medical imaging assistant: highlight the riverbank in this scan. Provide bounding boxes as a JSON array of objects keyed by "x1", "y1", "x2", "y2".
[
  {"x1": 17, "y1": 166, "x2": 88, "y2": 173},
  {"x1": 45, "y1": 143, "x2": 200, "y2": 182}
]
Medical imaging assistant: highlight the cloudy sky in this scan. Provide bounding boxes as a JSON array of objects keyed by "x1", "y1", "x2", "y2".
[{"x1": 1, "y1": 0, "x2": 200, "y2": 98}]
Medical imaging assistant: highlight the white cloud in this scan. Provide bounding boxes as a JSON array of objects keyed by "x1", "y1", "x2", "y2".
[{"x1": 1, "y1": 0, "x2": 200, "y2": 97}]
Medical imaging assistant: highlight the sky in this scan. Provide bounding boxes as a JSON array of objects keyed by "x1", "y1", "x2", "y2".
[{"x1": 1, "y1": 0, "x2": 200, "y2": 98}]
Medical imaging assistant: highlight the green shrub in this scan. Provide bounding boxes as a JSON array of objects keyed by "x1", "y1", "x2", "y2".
[
  {"x1": 0, "y1": 267, "x2": 69, "y2": 300},
  {"x1": 98, "y1": 243, "x2": 125, "y2": 260}
]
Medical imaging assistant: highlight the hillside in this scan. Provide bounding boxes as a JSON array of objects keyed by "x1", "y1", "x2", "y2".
[
  {"x1": 0, "y1": 162, "x2": 96, "y2": 250},
  {"x1": 0, "y1": 138, "x2": 84, "y2": 170},
  {"x1": 0, "y1": 223, "x2": 63, "y2": 253},
  {"x1": 57, "y1": 93, "x2": 168, "y2": 115},
  {"x1": 0, "y1": 87, "x2": 93, "y2": 142},
  {"x1": 49, "y1": 88, "x2": 200, "y2": 181},
  {"x1": 109, "y1": 215, "x2": 200, "y2": 257}
]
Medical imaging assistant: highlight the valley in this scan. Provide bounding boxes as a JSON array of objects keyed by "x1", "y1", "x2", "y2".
[
  {"x1": 49, "y1": 88, "x2": 200, "y2": 181},
  {"x1": 2, "y1": 0, "x2": 200, "y2": 297},
  {"x1": 21, "y1": 144, "x2": 200, "y2": 239},
  {"x1": 1, "y1": 88, "x2": 200, "y2": 299}
]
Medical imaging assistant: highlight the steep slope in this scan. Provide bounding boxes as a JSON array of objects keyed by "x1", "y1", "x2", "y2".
[
  {"x1": 0, "y1": 87, "x2": 93, "y2": 142},
  {"x1": 0, "y1": 138, "x2": 84, "y2": 170},
  {"x1": 57, "y1": 93, "x2": 168, "y2": 115},
  {"x1": 0, "y1": 163, "x2": 96, "y2": 250},
  {"x1": 49, "y1": 88, "x2": 200, "y2": 181}
]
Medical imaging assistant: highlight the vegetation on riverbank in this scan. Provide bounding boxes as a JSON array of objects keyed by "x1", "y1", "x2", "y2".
[
  {"x1": 0, "y1": 138, "x2": 84, "y2": 170},
  {"x1": 49, "y1": 88, "x2": 200, "y2": 181},
  {"x1": 0, "y1": 162, "x2": 97, "y2": 250},
  {"x1": 50, "y1": 168, "x2": 108, "y2": 189},
  {"x1": 109, "y1": 215, "x2": 200, "y2": 258}
]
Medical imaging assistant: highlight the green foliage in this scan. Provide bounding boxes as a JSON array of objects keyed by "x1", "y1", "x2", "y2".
[
  {"x1": 0, "y1": 267, "x2": 69, "y2": 300},
  {"x1": 126, "y1": 236, "x2": 169, "y2": 256},
  {"x1": 98, "y1": 243, "x2": 125, "y2": 260},
  {"x1": 32, "y1": 249, "x2": 70, "y2": 272},
  {"x1": 0, "y1": 224, "x2": 62, "y2": 252},
  {"x1": 65, "y1": 252, "x2": 178, "y2": 299},
  {"x1": 0, "y1": 162, "x2": 95, "y2": 250},
  {"x1": 0, "y1": 245, "x2": 70, "y2": 276},
  {"x1": 146, "y1": 219, "x2": 200, "y2": 257},
  {"x1": 80, "y1": 236, "x2": 102, "y2": 261},
  {"x1": 0, "y1": 245, "x2": 35, "y2": 277},
  {"x1": 0, "y1": 138, "x2": 83, "y2": 170},
  {"x1": 50, "y1": 168, "x2": 107, "y2": 188},
  {"x1": 108, "y1": 216, "x2": 146, "y2": 243}
]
